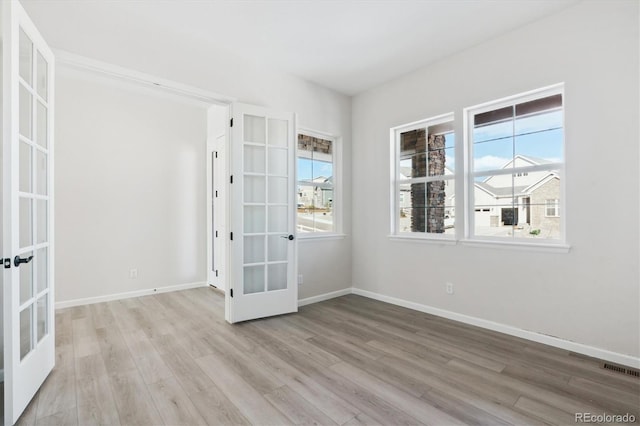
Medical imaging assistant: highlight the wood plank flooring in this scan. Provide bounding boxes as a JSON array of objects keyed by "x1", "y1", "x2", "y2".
[{"x1": 13, "y1": 288, "x2": 640, "y2": 425}]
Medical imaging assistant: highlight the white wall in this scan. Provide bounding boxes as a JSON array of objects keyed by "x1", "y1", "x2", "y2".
[
  {"x1": 352, "y1": 1, "x2": 639, "y2": 358},
  {"x1": 54, "y1": 51, "x2": 353, "y2": 303},
  {"x1": 55, "y1": 68, "x2": 208, "y2": 303},
  {"x1": 108, "y1": 58, "x2": 353, "y2": 303}
]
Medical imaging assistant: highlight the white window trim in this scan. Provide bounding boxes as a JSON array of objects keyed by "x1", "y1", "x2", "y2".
[
  {"x1": 462, "y1": 83, "x2": 568, "y2": 248},
  {"x1": 390, "y1": 112, "x2": 456, "y2": 240},
  {"x1": 296, "y1": 128, "x2": 342, "y2": 239}
]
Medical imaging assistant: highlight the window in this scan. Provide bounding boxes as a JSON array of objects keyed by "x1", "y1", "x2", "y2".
[
  {"x1": 297, "y1": 132, "x2": 338, "y2": 234},
  {"x1": 546, "y1": 199, "x2": 559, "y2": 217},
  {"x1": 391, "y1": 114, "x2": 455, "y2": 238},
  {"x1": 465, "y1": 84, "x2": 564, "y2": 243}
]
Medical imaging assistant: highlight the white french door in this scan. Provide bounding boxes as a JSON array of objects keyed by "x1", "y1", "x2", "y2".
[
  {"x1": 2, "y1": 1, "x2": 55, "y2": 424},
  {"x1": 226, "y1": 103, "x2": 297, "y2": 323}
]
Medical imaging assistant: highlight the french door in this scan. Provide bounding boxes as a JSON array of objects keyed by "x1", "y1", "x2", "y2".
[
  {"x1": 226, "y1": 103, "x2": 297, "y2": 323},
  {"x1": 2, "y1": 1, "x2": 55, "y2": 424}
]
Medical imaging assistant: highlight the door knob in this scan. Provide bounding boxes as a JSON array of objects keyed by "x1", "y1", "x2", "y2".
[
  {"x1": 280, "y1": 235, "x2": 295, "y2": 241},
  {"x1": 14, "y1": 255, "x2": 34, "y2": 267}
]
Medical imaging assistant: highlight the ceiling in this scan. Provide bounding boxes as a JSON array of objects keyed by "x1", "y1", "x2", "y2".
[{"x1": 21, "y1": 0, "x2": 579, "y2": 96}]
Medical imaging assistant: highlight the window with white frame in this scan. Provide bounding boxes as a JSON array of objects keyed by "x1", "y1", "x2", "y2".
[
  {"x1": 392, "y1": 114, "x2": 455, "y2": 237},
  {"x1": 465, "y1": 85, "x2": 564, "y2": 242},
  {"x1": 297, "y1": 132, "x2": 338, "y2": 234},
  {"x1": 546, "y1": 199, "x2": 560, "y2": 217}
]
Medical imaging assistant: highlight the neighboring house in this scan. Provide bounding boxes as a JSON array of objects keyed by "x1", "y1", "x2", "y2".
[
  {"x1": 298, "y1": 176, "x2": 333, "y2": 209},
  {"x1": 466, "y1": 155, "x2": 560, "y2": 235},
  {"x1": 399, "y1": 156, "x2": 560, "y2": 237}
]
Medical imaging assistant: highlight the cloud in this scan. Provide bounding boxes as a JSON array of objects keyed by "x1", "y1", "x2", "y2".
[
  {"x1": 445, "y1": 154, "x2": 456, "y2": 171},
  {"x1": 474, "y1": 155, "x2": 510, "y2": 171}
]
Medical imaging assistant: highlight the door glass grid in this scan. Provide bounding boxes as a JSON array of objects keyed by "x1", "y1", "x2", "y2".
[
  {"x1": 266, "y1": 118, "x2": 289, "y2": 293},
  {"x1": 20, "y1": 306, "x2": 32, "y2": 361},
  {"x1": 242, "y1": 115, "x2": 290, "y2": 295},
  {"x1": 19, "y1": 251, "x2": 34, "y2": 305},
  {"x1": 17, "y1": 29, "x2": 51, "y2": 360},
  {"x1": 19, "y1": 28, "x2": 33, "y2": 85}
]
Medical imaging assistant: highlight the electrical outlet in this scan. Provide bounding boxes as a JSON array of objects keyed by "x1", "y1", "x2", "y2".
[
  {"x1": 298, "y1": 274, "x2": 303, "y2": 285},
  {"x1": 446, "y1": 282, "x2": 454, "y2": 295},
  {"x1": 129, "y1": 268, "x2": 138, "y2": 279}
]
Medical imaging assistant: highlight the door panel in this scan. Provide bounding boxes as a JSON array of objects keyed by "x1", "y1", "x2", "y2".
[
  {"x1": 3, "y1": 1, "x2": 55, "y2": 424},
  {"x1": 227, "y1": 103, "x2": 297, "y2": 323}
]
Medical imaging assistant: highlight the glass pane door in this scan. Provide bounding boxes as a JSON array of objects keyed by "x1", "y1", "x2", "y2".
[
  {"x1": 228, "y1": 103, "x2": 297, "y2": 323},
  {"x1": 3, "y1": 1, "x2": 56, "y2": 423},
  {"x1": 242, "y1": 116, "x2": 290, "y2": 294},
  {"x1": 16, "y1": 23, "x2": 51, "y2": 362}
]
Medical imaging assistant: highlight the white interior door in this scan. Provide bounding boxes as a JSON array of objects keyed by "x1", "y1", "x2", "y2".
[
  {"x1": 226, "y1": 103, "x2": 297, "y2": 323},
  {"x1": 2, "y1": 1, "x2": 55, "y2": 424},
  {"x1": 206, "y1": 105, "x2": 227, "y2": 291}
]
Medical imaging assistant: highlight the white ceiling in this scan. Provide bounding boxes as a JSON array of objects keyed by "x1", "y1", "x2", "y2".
[{"x1": 21, "y1": 0, "x2": 578, "y2": 96}]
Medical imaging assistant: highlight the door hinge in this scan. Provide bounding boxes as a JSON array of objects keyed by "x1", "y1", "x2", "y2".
[
  {"x1": 230, "y1": 288, "x2": 233, "y2": 298},
  {"x1": 215, "y1": 151, "x2": 218, "y2": 159},
  {"x1": 215, "y1": 190, "x2": 218, "y2": 198},
  {"x1": 2, "y1": 258, "x2": 10, "y2": 269},
  {"x1": 215, "y1": 230, "x2": 218, "y2": 238},
  {"x1": 215, "y1": 270, "x2": 219, "y2": 277},
  {"x1": 230, "y1": 118, "x2": 233, "y2": 127},
  {"x1": 230, "y1": 232, "x2": 234, "y2": 241},
  {"x1": 230, "y1": 175, "x2": 233, "y2": 184}
]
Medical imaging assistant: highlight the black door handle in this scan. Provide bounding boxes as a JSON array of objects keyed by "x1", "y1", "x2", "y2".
[
  {"x1": 280, "y1": 235, "x2": 295, "y2": 241},
  {"x1": 14, "y1": 255, "x2": 34, "y2": 267}
]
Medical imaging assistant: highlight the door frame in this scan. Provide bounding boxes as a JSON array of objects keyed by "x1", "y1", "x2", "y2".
[{"x1": 206, "y1": 105, "x2": 229, "y2": 292}]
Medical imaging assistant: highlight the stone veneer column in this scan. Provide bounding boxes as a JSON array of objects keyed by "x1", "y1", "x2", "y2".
[
  {"x1": 403, "y1": 130, "x2": 446, "y2": 233},
  {"x1": 426, "y1": 134, "x2": 446, "y2": 233}
]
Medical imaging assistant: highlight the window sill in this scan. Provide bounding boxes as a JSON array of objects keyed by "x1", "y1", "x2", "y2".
[
  {"x1": 386, "y1": 235, "x2": 571, "y2": 253},
  {"x1": 298, "y1": 233, "x2": 346, "y2": 242},
  {"x1": 460, "y1": 239, "x2": 571, "y2": 253},
  {"x1": 388, "y1": 235, "x2": 457, "y2": 245}
]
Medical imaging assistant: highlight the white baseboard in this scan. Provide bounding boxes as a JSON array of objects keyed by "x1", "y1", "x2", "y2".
[
  {"x1": 52, "y1": 282, "x2": 639, "y2": 369},
  {"x1": 298, "y1": 288, "x2": 352, "y2": 307},
  {"x1": 351, "y1": 287, "x2": 640, "y2": 369},
  {"x1": 55, "y1": 281, "x2": 207, "y2": 309}
]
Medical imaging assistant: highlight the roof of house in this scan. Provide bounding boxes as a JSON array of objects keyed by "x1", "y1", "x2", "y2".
[{"x1": 475, "y1": 182, "x2": 530, "y2": 197}]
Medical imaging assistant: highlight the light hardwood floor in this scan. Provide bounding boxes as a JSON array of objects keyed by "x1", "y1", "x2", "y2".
[{"x1": 13, "y1": 287, "x2": 640, "y2": 425}]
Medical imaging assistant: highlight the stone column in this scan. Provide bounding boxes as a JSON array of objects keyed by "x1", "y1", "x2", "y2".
[{"x1": 426, "y1": 134, "x2": 446, "y2": 233}]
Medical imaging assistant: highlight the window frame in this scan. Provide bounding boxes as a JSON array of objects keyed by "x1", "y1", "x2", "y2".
[
  {"x1": 390, "y1": 113, "x2": 456, "y2": 241},
  {"x1": 463, "y1": 83, "x2": 567, "y2": 247},
  {"x1": 296, "y1": 128, "x2": 343, "y2": 240},
  {"x1": 545, "y1": 199, "x2": 560, "y2": 217}
]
